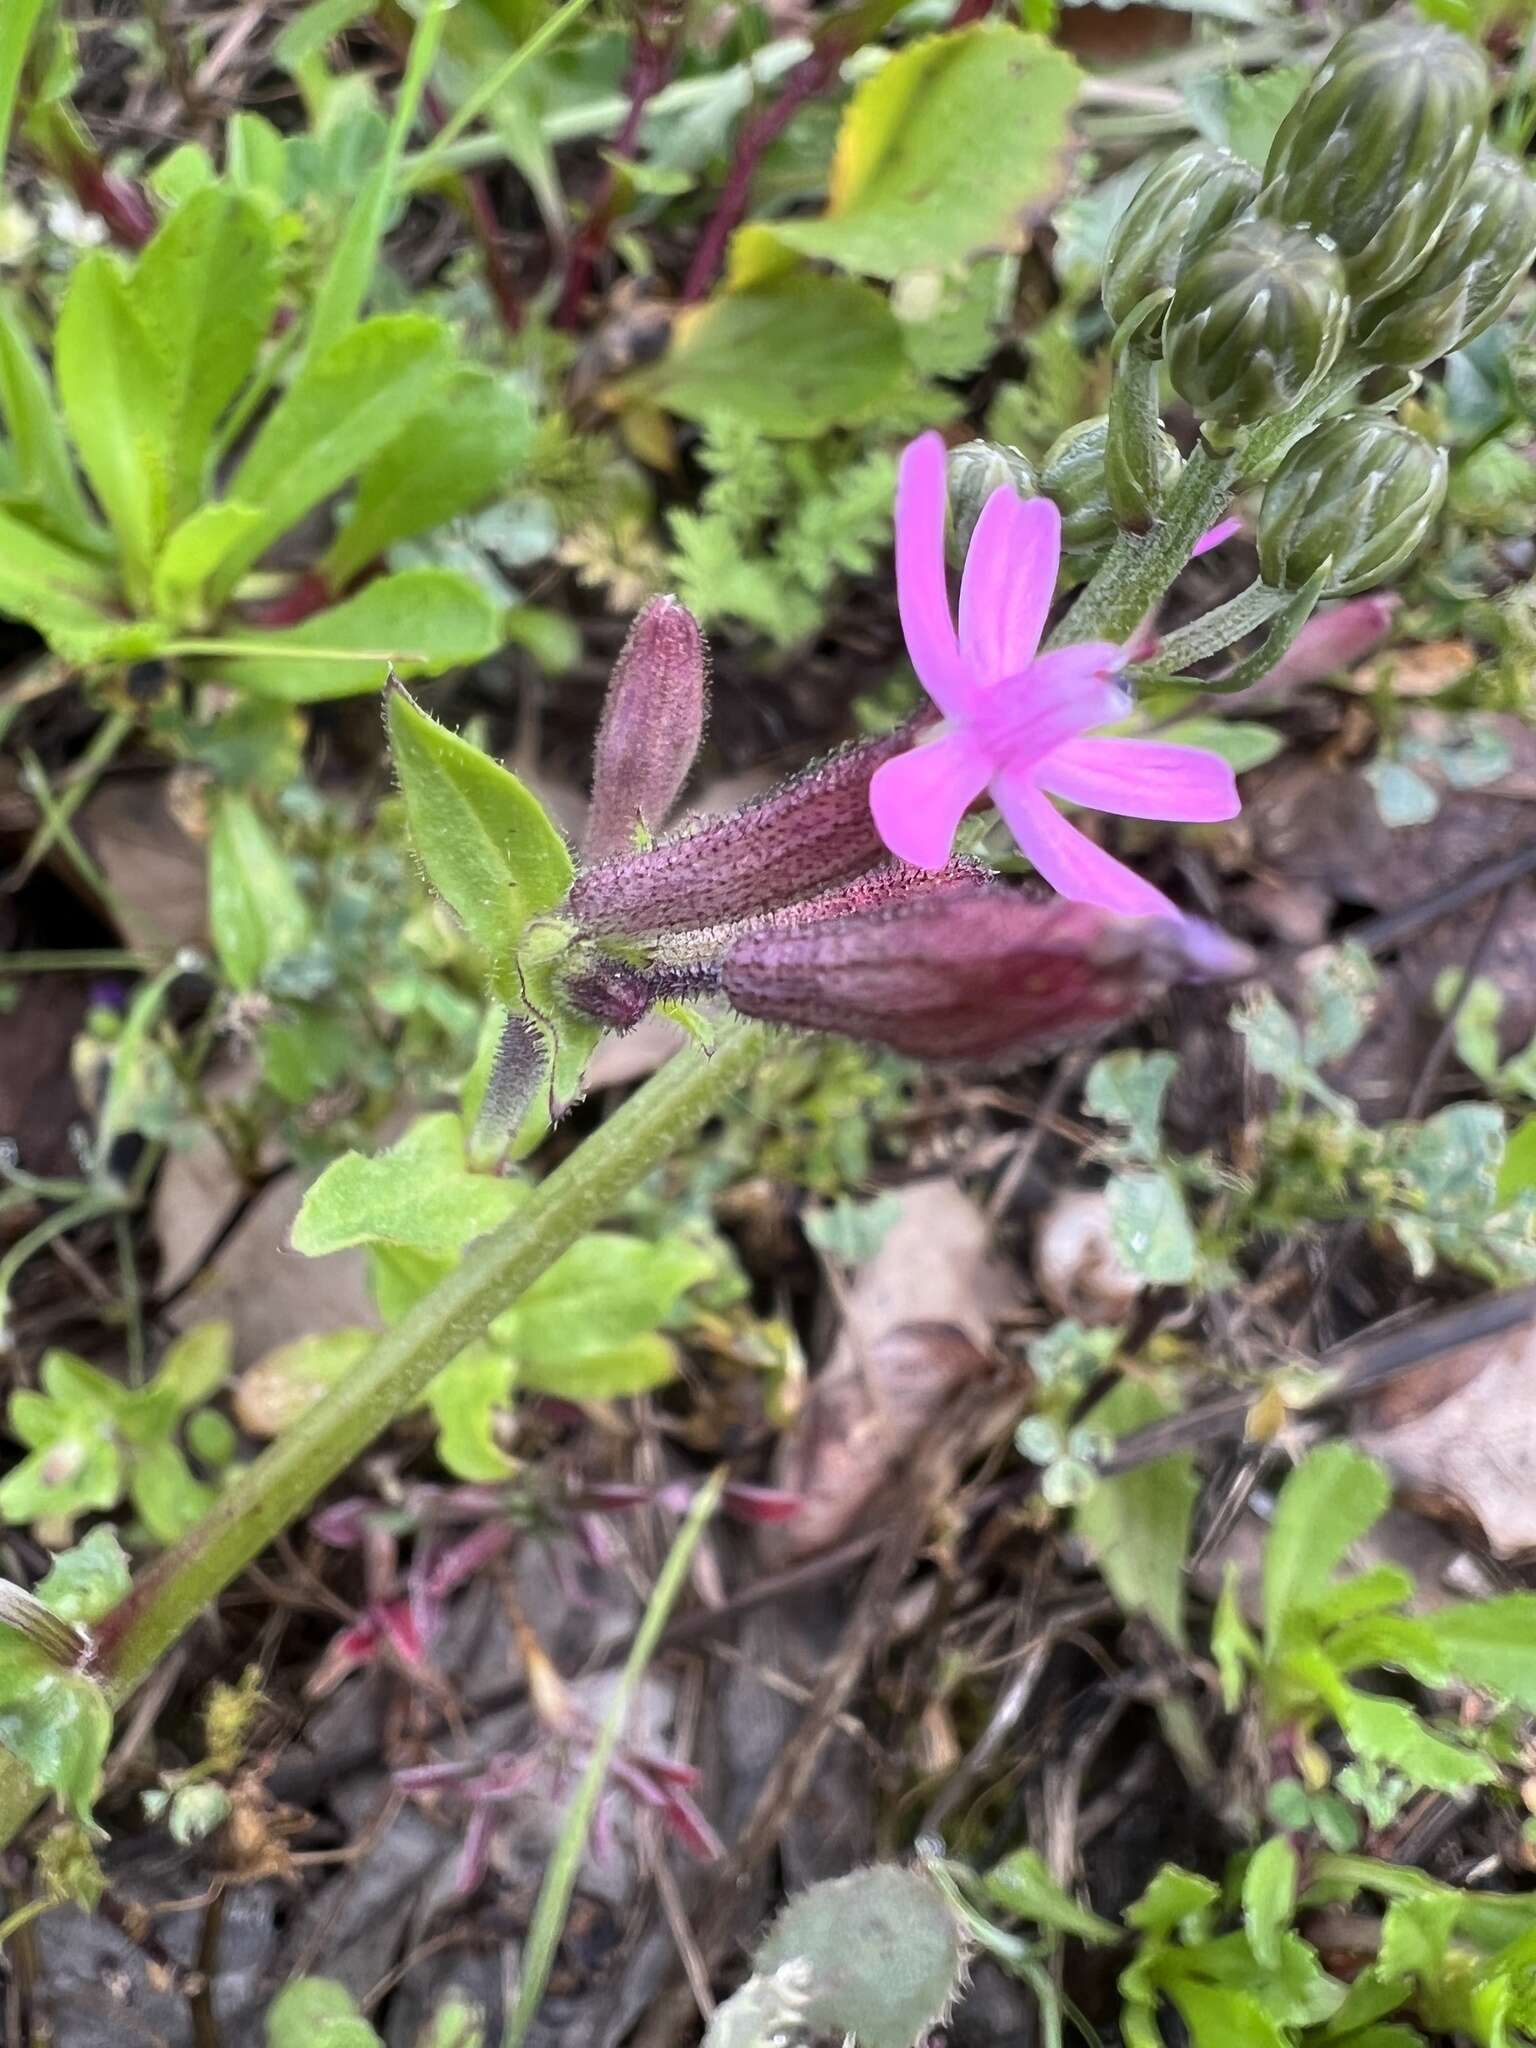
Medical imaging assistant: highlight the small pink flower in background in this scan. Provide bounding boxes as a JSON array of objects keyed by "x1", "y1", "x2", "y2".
[
  {"x1": 1193, "y1": 514, "x2": 1242, "y2": 556},
  {"x1": 870, "y1": 433, "x2": 1240, "y2": 920}
]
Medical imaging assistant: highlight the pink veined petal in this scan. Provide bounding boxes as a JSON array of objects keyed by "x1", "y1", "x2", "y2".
[
  {"x1": 895, "y1": 433, "x2": 973, "y2": 719},
  {"x1": 958, "y1": 489, "x2": 1062, "y2": 685},
  {"x1": 1036, "y1": 737, "x2": 1241, "y2": 822},
  {"x1": 1192, "y1": 515, "x2": 1242, "y2": 558},
  {"x1": 993, "y1": 773, "x2": 1180, "y2": 919},
  {"x1": 869, "y1": 729, "x2": 992, "y2": 871},
  {"x1": 973, "y1": 644, "x2": 1127, "y2": 770}
]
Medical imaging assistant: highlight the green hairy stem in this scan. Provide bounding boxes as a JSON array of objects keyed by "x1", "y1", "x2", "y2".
[{"x1": 0, "y1": 1020, "x2": 769, "y2": 1851}]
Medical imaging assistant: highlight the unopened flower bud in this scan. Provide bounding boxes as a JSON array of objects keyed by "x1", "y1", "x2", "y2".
[
  {"x1": 946, "y1": 441, "x2": 1038, "y2": 570},
  {"x1": 1261, "y1": 18, "x2": 1487, "y2": 304},
  {"x1": 1102, "y1": 142, "x2": 1261, "y2": 333},
  {"x1": 1352, "y1": 147, "x2": 1536, "y2": 368},
  {"x1": 1166, "y1": 220, "x2": 1349, "y2": 429},
  {"x1": 1041, "y1": 416, "x2": 1180, "y2": 550},
  {"x1": 568, "y1": 722, "x2": 928, "y2": 938},
  {"x1": 720, "y1": 888, "x2": 1252, "y2": 1064},
  {"x1": 585, "y1": 596, "x2": 709, "y2": 863},
  {"x1": 468, "y1": 1012, "x2": 545, "y2": 1164},
  {"x1": 1257, "y1": 415, "x2": 1447, "y2": 596}
]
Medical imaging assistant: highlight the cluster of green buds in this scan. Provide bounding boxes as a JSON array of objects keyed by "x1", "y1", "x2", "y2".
[{"x1": 952, "y1": 16, "x2": 1533, "y2": 667}]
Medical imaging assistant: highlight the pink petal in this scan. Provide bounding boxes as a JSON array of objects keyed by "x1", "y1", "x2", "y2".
[
  {"x1": 869, "y1": 729, "x2": 991, "y2": 871},
  {"x1": 896, "y1": 433, "x2": 972, "y2": 718},
  {"x1": 1037, "y1": 738, "x2": 1240, "y2": 822},
  {"x1": 959, "y1": 490, "x2": 1062, "y2": 685},
  {"x1": 994, "y1": 775, "x2": 1179, "y2": 919},
  {"x1": 1192, "y1": 515, "x2": 1242, "y2": 558},
  {"x1": 973, "y1": 644, "x2": 1126, "y2": 767}
]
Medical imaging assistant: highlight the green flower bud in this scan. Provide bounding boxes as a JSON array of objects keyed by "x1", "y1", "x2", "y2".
[
  {"x1": 1352, "y1": 147, "x2": 1536, "y2": 367},
  {"x1": 1102, "y1": 142, "x2": 1261, "y2": 333},
  {"x1": 1166, "y1": 220, "x2": 1349, "y2": 429},
  {"x1": 1040, "y1": 415, "x2": 1180, "y2": 549},
  {"x1": 1257, "y1": 414, "x2": 1447, "y2": 595},
  {"x1": 945, "y1": 439, "x2": 1038, "y2": 570},
  {"x1": 1262, "y1": 19, "x2": 1487, "y2": 304}
]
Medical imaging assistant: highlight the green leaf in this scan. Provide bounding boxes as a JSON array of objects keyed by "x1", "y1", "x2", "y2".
[
  {"x1": 265, "y1": 1977, "x2": 383, "y2": 2048},
  {"x1": 1, "y1": 1351, "x2": 125, "y2": 1531},
  {"x1": 34, "y1": 1528, "x2": 131, "y2": 1626},
  {"x1": 235, "y1": 1328, "x2": 375, "y2": 1436},
  {"x1": 0, "y1": 505, "x2": 123, "y2": 655},
  {"x1": 1106, "y1": 1168, "x2": 1197, "y2": 1283},
  {"x1": 1185, "y1": 66, "x2": 1308, "y2": 168},
  {"x1": 1242, "y1": 1838, "x2": 1298, "y2": 1971},
  {"x1": 1307, "y1": 1566, "x2": 1416, "y2": 1632},
  {"x1": 1166, "y1": 1980, "x2": 1288, "y2": 2048},
  {"x1": 1425, "y1": 1594, "x2": 1536, "y2": 1710},
  {"x1": 516, "y1": 1332, "x2": 680, "y2": 1402},
  {"x1": 1126, "y1": 1864, "x2": 1219, "y2": 1937},
  {"x1": 129, "y1": 1439, "x2": 215, "y2": 1545},
  {"x1": 292, "y1": 1112, "x2": 526, "y2": 1258},
  {"x1": 1213, "y1": 1562, "x2": 1260, "y2": 1710},
  {"x1": 771, "y1": 26, "x2": 1079, "y2": 279},
  {"x1": 322, "y1": 368, "x2": 534, "y2": 589},
  {"x1": 981, "y1": 1847, "x2": 1119, "y2": 1943},
  {"x1": 1161, "y1": 717, "x2": 1285, "y2": 773},
  {"x1": 1263, "y1": 1445, "x2": 1390, "y2": 1647},
  {"x1": 637, "y1": 276, "x2": 906, "y2": 438},
  {"x1": 130, "y1": 186, "x2": 278, "y2": 519},
  {"x1": 1076, "y1": 1378, "x2": 1196, "y2": 1647},
  {"x1": 386, "y1": 683, "x2": 573, "y2": 988},
  {"x1": 0, "y1": 1646, "x2": 112, "y2": 1827},
  {"x1": 150, "y1": 1321, "x2": 234, "y2": 1414},
  {"x1": 424, "y1": 1341, "x2": 518, "y2": 1482},
  {"x1": 208, "y1": 794, "x2": 313, "y2": 993},
  {"x1": 495, "y1": 1234, "x2": 713, "y2": 1369},
  {"x1": 215, "y1": 567, "x2": 500, "y2": 702},
  {"x1": 1083, "y1": 1049, "x2": 1176, "y2": 1163},
  {"x1": 54, "y1": 250, "x2": 173, "y2": 592},
  {"x1": 0, "y1": 289, "x2": 103, "y2": 549},
  {"x1": 305, "y1": 0, "x2": 447, "y2": 359},
  {"x1": 152, "y1": 501, "x2": 266, "y2": 628},
  {"x1": 1334, "y1": 1687, "x2": 1496, "y2": 1792},
  {"x1": 1377, "y1": 1894, "x2": 1459, "y2": 1986},
  {"x1": 214, "y1": 313, "x2": 454, "y2": 595}
]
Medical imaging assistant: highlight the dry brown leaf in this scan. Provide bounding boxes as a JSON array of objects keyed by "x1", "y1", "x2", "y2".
[
  {"x1": 766, "y1": 1177, "x2": 1019, "y2": 1562},
  {"x1": 162, "y1": 1168, "x2": 377, "y2": 1367},
  {"x1": 1341, "y1": 641, "x2": 1478, "y2": 698},
  {"x1": 75, "y1": 772, "x2": 207, "y2": 953},
  {"x1": 1356, "y1": 1317, "x2": 1536, "y2": 1559}
]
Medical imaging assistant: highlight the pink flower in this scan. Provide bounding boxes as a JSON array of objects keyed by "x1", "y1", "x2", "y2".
[{"x1": 870, "y1": 433, "x2": 1241, "y2": 920}]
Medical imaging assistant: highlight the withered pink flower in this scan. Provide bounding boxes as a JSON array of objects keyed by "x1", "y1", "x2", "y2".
[
  {"x1": 721, "y1": 886, "x2": 1252, "y2": 1063},
  {"x1": 585, "y1": 596, "x2": 709, "y2": 862},
  {"x1": 872, "y1": 433, "x2": 1240, "y2": 917}
]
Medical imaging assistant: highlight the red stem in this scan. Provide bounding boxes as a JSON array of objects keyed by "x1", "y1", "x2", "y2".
[
  {"x1": 556, "y1": 20, "x2": 674, "y2": 330},
  {"x1": 948, "y1": 0, "x2": 995, "y2": 24},
  {"x1": 680, "y1": 45, "x2": 839, "y2": 304}
]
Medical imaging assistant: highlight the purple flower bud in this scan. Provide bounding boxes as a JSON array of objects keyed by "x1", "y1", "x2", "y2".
[
  {"x1": 471, "y1": 1012, "x2": 545, "y2": 1160},
  {"x1": 1260, "y1": 593, "x2": 1399, "y2": 688},
  {"x1": 585, "y1": 597, "x2": 709, "y2": 863},
  {"x1": 720, "y1": 888, "x2": 1253, "y2": 1063},
  {"x1": 569, "y1": 720, "x2": 931, "y2": 938}
]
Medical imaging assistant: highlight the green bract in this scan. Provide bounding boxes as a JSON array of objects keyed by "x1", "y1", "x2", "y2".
[
  {"x1": 1166, "y1": 220, "x2": 1348, "y2": 430},
  {"x1": 1353, "y1": 148, "x2": 1536, "y2": 368},
  {"x1": 1040, "y1": 414, "x2": 1180, "y2": 548},
  {"x1": 1261, "y1": 18, "x2": 1487, "y2": 305},
  {"x1": 1257, "y1": 414, "x2": 1447, "y2": 596},
  {"x1": 944, "y1": 438, "x2": 1037, "y2": 568},
  {"x1": 1101, "y1": 142, "x2": 1260, "y2": 334}
]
